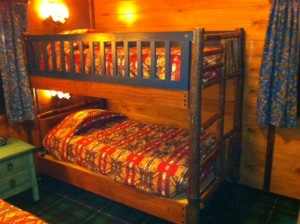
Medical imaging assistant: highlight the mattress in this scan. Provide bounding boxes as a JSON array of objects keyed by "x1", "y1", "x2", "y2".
[
  {"x1": 0, "y1": 199, "x2": 46, "y2": 224},
  {"x1": 39, "y1": 29, "x2": 221, "y2": 82},
  {"x1": 43, "y1": 109, "x2": 216, "y2": 197}
]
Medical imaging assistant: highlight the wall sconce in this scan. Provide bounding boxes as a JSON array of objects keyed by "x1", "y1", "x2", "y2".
[
  {"x1": 39, "y1": 0, "x2": 69, "y2": 25},
  {"x1": 117, "y1": 2, "x2": 137, "y2": 26},
  {"x1": 49, "y1": 90, "x2": 71, "y2": 99}
]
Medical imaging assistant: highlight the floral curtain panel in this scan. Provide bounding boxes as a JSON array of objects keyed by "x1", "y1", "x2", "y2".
[
  {"x1": 257, "y1": 0, "x2": 300, "y2": 128},
  {"x1": 0, "y1": 2, "x2": 35, "y2": 124}
]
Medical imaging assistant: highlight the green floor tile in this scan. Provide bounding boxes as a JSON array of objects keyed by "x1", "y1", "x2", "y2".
[
  {"x1": 5, "y1": 188, "x2": 62, "y2": 214},
  {"x1": 4, "y1": 175, "x2": 298, "y2": 224},
  {"x1": 100, "y1": 201, "x2": 152, "y2": 224},
  {"x1": 37, "y1": 198, "x2": 96, "y2": 224},
  {"x1": 83, "y1": 212, "x2": 126, "y2": 224},
  {"x1": 241, "y1": 204, "x2": 270, "y2": 224},
  {"x1": 211, "y1": 197, "x2": 270, "y2": 224},
  {"x1": 144, "y1": 216, "x2": 173, "y2": 224},
  {"x1": 67, "y1": 187, "x2": 112, "y2": 210},
  {"x1": 269, "y1": 209, "x2": 299, "y2": 224},
  {"x1": 275, "y1": 196, "x2": 300, "y2": 214},
  {"x1": 39, "y1": 175, "x2": 80, "y2": 196}
]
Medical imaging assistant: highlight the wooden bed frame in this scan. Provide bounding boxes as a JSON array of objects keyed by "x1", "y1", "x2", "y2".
[{"x1": 24, "y1": 28, "x2": 245, "y2": 224}]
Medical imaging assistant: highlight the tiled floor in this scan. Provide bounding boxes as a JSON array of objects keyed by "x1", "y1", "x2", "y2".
[{"x1": 5, "y1": 175, "x2": 300, "y2": 224}]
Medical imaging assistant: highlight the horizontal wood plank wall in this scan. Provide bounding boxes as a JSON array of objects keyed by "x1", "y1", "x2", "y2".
[
  {"x1": 26, "y1": 0, "x2": 300, "y2": 199},
  {"x1": 92, "y1": 0, "x2": 271, "y2": 192},
  {"x1": 271, "y1": 123, "x2": 300, "y2": 199},
  {"x1": 92, "y1": 0, "x2": 300, "y2": 199}
]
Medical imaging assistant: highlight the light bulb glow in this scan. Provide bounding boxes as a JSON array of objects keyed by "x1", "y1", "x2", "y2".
[
  {"x1": 48, "y1": 90, "x2": 71, "y2": 99},
  {"x1": 118, "y1": 2, "x2": 137, "y2": 25},
  {"x1": 39, "y1": 1, "x2": 69, "y2": 24}
]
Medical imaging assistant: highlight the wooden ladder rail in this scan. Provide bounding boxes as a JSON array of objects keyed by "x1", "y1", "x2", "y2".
[{"x1": 186, "y1": 28, "x2": 204, "y2": 224}]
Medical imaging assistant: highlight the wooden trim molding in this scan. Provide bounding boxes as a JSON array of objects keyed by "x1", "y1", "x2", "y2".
[
  {"x1": 88, "y1": 0, "x2": 95, "y2": 29},
  {"x1": 263, "y1": 124, "x2": 276, "y2": 191}
]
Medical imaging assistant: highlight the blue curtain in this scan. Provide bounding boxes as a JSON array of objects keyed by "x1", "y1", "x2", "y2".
[
  {"x1": 0, "y1": 2, "x2": 35, "y2": 124},
  {"x1": 257, "y1": 0, "x2": 300, "y2": 128}
]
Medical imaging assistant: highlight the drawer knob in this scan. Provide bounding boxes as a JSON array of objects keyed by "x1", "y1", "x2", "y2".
[
  {"x1": 10, "y1": 178, "x2": 16, "y2": 188},
  {"x1": 7, "y1": 162, "x2": 14, "y2": 171}
]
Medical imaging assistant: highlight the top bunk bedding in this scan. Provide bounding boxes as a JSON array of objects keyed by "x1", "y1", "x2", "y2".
[
  {"x1": 40, "y1": 42, "x2": 221, "y2": 83},
  {"x1": 24, "y1": 28, "x2": 242, "y2": 93}
]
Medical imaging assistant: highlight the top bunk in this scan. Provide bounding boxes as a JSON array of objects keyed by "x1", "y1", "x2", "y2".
[{"x1": 23, "y1": 28, "x2": 244, "y2": 109}]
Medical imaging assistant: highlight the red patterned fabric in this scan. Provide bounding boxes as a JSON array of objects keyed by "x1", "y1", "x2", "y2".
[
  {"x1": 43, "y1": 109, "x2": 216, "y2": 197},
  {"x1": 40, "y1": 34, "x2": 221, "y2": 82},
  {"x1": 0, "y1": 199, "x2": 46, "y2": 224}
]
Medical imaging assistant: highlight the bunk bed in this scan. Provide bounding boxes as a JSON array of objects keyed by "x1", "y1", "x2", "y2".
[{"x1": 23, "y1": 28, "x2": 245, "y2": 224}]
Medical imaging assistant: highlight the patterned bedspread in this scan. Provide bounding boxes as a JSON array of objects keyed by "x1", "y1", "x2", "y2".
[
  {"x1": 43, "y1": 109, "x2": 216, "y2": 197},
  {"x1": 0, "y1": 199, "x2": 46, "y2": 224},
  {"x1": 39, "y1": 29, "x2": 221, "y2": 82}
]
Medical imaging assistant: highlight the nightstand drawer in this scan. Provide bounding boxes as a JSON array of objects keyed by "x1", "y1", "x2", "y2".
[
  {"x1": 0, "y1": 169, "x2": 32, "y2": 193},
  {"x1": 0, "y1": 137, "x2": 40, "y2": 201},
  {"x1": 0, "y1": 154, "x2": 29, "y2": 176}
]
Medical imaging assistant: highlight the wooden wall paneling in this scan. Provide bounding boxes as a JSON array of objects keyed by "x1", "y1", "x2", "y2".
[
  {"x1": 106, "y1": 100, "x2": 189, "y2": 128},
  {"x1": 62, "y1": 0, "x2": 91, "y2": 30},
  {"x1": 0, "y1": 113, "x2": 31, "y2": 142},
  {"x1": 93, "y1": 10, "x2": 269, "y2": 29},
  {"x1": 271, "y1": 125, "x2": 300, "y2": 199},
  {"x1": 93, "y1": 0, "x2": 270, "y2": 33}
]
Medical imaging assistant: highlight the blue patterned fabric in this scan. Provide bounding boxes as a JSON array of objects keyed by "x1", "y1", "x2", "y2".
[
  {"x1": 257, "y1": 0, "x2": 300, "y2": 128},
  {"x1": 0, "y1": 2, "x2": 35, "y2": 124}
]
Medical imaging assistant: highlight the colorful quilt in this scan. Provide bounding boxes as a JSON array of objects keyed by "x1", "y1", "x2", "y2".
[
  {"x1": 43, "y1": 109, "x2": 216, "y2": 197},
  {"x1": 0, "y1": 199, "x2": 46, "y2": 224}
]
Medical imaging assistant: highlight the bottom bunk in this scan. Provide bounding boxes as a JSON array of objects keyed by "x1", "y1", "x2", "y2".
[
  {"x1": 34, "y1": 100, "x2": 237, "y2": 224},
  {"x1": 37, "y1": 155, "x2": 221, "y2": 224}
]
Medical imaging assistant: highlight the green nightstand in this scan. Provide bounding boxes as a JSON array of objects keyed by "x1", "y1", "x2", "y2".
[{"x1": 0, "y1": 137, "x2": 39, "y2": 201}]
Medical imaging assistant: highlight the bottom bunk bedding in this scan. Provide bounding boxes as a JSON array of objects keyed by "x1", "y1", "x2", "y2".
[
  {"x1": 42, "y1": 109, "x2": 217, "y2": 198},
  {"x1": 0, "y1": 199, "x2": 46, "y2": 224}
]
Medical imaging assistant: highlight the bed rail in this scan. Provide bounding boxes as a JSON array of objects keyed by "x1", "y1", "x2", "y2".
[
  {"x1": 23, "y1": 29, "x2": 240, "y2": 92},
  {"x1": 24, "y1": 31, "x2": 193, "y2": 90}
]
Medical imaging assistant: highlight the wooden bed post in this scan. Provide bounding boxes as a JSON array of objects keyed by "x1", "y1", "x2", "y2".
[
  {"x1": 186, "y1": 28, "x2": 204, "y2": 224},
  {"x1": 230, "y1": 28, "x2": 246, "y2": 181}
]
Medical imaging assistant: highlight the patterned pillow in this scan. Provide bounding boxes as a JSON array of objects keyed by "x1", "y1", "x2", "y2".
[
  {"x1": 60, "y1": 109, "x2": 124, "y2": 134},
  {"x1": 43, "y1": 109, "x2": 126, "y2": 153}
]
